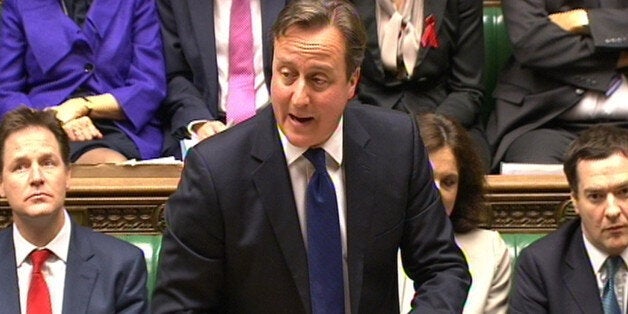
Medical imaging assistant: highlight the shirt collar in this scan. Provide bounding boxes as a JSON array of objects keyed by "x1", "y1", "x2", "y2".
[
  {"x1": 278, "y1": 117, "x2": 344, "y2": 167},
  {"x1": 14, "y1": 210, "x2": 72, "y2": 266},
  {"x1": 582, "y1": 228, "x2": 628, "y2": 273}
]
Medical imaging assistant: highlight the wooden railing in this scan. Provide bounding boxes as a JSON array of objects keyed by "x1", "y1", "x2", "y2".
[{"x1": 0, "y1": 164, "x2": 572, "y2": 234}]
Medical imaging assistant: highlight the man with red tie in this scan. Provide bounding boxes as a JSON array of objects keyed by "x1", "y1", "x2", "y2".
[{"x1": 0, "y1": 107, "x2": 149, "y2": 314}]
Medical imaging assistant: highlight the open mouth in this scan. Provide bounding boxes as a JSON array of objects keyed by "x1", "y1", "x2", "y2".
[{"x1": 289, "y1": 114, "x2": 314, "y2": 124}]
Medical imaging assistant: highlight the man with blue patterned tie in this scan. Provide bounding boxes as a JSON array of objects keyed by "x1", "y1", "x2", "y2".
[
  {"x1": 510, "y1": 125, "x2": 628, "y2": 314},
  {"x1": 152, "y1": 0, "x2": 470, "y2": 313}
]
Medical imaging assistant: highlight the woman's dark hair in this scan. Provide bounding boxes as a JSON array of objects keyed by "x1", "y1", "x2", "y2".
[{"x1": 416, "y1": 113, "x2": 487, "y2": 233}]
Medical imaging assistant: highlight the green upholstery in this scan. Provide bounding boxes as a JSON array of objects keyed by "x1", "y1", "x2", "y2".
[
  {"x1": 114, "y1": 234, "x2": 163, "y2": 297},
  {"x1": 482, "y1": 5, "x2": 511, "y2": 123},
  {"x1": 500, "y1": 233, "x2": 545, "y2": 263},
  {"x1": 114, "y1": 232, "x2": 545, "y2": 297}
]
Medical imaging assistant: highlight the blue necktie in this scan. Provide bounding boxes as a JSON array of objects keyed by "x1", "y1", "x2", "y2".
[
  {"x1": 602, "y1": 256, "x2": 623, "y2": 314},
  {"x1": 304, "y1": 148, "x2": 344, "y2": 314}
]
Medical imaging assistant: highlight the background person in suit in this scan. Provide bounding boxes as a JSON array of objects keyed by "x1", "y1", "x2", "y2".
[
  {"x1": 0, "y1": 0, "x2": 166, "y2": 164},
  {"x1": 152, "y1": 0, "x2": 470, "y2": 313},
  {"x1": 0, "y1": 107, "x2": 148, "y2": 314},
  {"x1": 486, "y1": 0, "x2": 628, "y2": 172},
  {"x1": 398, "y1": 113, "x2": 511, "y2": 314},
  {"x1": 156, "y1": 0, "x2": 289, "y2": 159},
  {"x1": 351, "y1": 0, "x2": 490, "y2": 169},
  {"x1": 509, "y1": 125, "x2": 628, "y2": 313}
]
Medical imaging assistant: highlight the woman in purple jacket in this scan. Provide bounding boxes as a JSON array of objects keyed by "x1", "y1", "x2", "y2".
[{"x1": 0, "y1": 0, "x2": 166, "y2": 163}]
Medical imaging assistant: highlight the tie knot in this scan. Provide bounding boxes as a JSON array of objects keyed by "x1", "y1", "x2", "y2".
[
  {"x1": 304, "y1": 148, "x2": 327, "y2": 172},
  {"x1": 607, "y1": 256, "x2": 624, "y2": 276},
  {"x1": 30, "y1": 249, "x2": 52, "y2": 272}
]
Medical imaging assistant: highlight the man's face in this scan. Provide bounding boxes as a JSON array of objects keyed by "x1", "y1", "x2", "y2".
[
  {"x1": 0, "y1": 127, "x2": 70, "y2": 227},
  {"x1": 271, "y1": 25, "x2": 359, "y2": 148},
  {"x1": 573, "y1": 153, "x2": 628, "y2": 255}
]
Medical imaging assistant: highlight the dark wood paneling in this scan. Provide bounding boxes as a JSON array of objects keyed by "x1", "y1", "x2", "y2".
[{"x1": 0, "y1": 165, "x2": 571, "y2": 234}]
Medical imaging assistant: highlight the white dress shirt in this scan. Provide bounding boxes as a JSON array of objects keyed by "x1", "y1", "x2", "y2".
[
  {"x1": 15, "y1": 210, "x2": 71, "y2": 314},
  {"x1": 583, "y1": 231, "x2": 628, "y2": 313},
  {"x1": 278, "y1": 119, "x2": 350, "y2": 313}
]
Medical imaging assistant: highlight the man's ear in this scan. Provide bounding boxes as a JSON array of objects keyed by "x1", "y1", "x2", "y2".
[
  {"x1": 571, "y1": 191, "x2": 579, "y2": 215},
  {"x1": 348, "y1": 67, "x2": 360, "y2": 98}
]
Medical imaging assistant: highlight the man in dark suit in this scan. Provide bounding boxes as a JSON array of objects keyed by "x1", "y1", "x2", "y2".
[
  {"x1": 156, "y1": 0, "x2": 289, "y2": 159},
  {"x1": 0, "y1": 107, "x2": 148, "y2": 314},
  {"x1": 152, "y1": 0, "x2": 470, "y2": 313},
  {"x1": 509, "y1": 125, "x2": 628, "y2": 313},
  {"x1": 487, "y1": 0, "x2": 628, "y2": 172}
]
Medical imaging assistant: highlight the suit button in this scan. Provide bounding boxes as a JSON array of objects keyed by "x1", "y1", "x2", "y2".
[
  {"x1": 575, "y1": 88, "x2": 585, "y2": 95},
  {"x1": 84, "y1": 63, "x2": 94, "y2": 72}
]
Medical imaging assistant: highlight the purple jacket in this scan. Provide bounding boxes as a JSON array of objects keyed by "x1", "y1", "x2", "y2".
[{"x1": 0, "y1": 0, "x2": 166, "y2": 159}]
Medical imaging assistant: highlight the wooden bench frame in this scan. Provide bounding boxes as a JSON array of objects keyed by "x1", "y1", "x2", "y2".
[{"x1": 0, "y1": 164, "x2": 573, "y2": 234}]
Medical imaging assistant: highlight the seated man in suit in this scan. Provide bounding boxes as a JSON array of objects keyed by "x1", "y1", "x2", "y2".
[
  {"x1": 487, "y1": 0, "x2": 628, "y2": 172},
  {"x1": 152, "y1": 0, "x2": 471, "y2": 313},
  {"x1": 509, "y1": 125, "x2": 628, "y2": 313},
  {"x1": 156, "y1": 0, "x2": 289, "y2": 159},
  {"x1": 0, "y1": 107, "x2": 149, "y2": 314}
]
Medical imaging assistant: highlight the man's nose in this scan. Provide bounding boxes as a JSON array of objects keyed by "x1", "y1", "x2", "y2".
[
  {"x1": 291, "y1": 79, "x2": 309, "y2": 107},
  {"x1": 29, "y1": 165, "x2": 44, "y2": 185}
]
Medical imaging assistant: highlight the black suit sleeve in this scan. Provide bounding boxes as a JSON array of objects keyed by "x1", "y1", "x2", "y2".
[
  {"x1": 508, "y1": 247, "x2": 550, "y2": 314},
  {"x1": 152, "y1": 147, "x2": 226, "y2": 313},
  {"x1": 502, "y1": 0, "x2": 626, "y2": 92},
  {"x1": 156, "y1": 0, "x2": 217, "y2": 138}
]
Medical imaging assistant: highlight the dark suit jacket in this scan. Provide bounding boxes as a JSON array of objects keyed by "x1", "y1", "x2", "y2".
[
  {"x1": 152, "y1": 104, "x2": 471, "y2": 313},
  {"x1": 509, "y1": 219, "x2": 605, "y2": 314},
  {"x1": 486, "y1": 0, "x2": 628, "y2": 171},
  {"x1": 156, "y1": 0, "x2": 289, "y2": 158},
  {"x1": 0, "y1": 218, "x2": 149, "y2": 314},
  {"x1": 352, "y1": 0, "x2": 484, "y2": 129}
]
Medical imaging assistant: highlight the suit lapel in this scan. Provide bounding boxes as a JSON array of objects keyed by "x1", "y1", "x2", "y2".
[
  {"x1": 343, "y1": 108, "x2": 374, "y2": 314},
  {"x1": 83, "y1": 0, "x2": 120, "y2": 41},
  {"x1": 0, "y1": 228, "x2": 21, "y2": 314},
  {"x1": 20, "y1": 0, "x2": 79, "y2": 74},
  {"x1": 251, "y1": 107, "x2": 311, "y2": 312},
  {"x1": 418, "y1": 0, "x2": 447, "y2": 64},
  {"x1": 562, "y1": 226, "x2": 604, "y2": 314},
  {"x1": 187, "y1": 0, "x2": 219, "y2": 105},
  {"x1": 62, "y1": 222, "x2": 99, "y2": 314}
]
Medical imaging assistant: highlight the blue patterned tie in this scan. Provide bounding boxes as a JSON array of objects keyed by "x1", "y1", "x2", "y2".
[
  {"x1": 602, "y1": 256, "x2": 623, "y2": 314},
  {"x1": 304, "y1": 148, "x2": 344, "y2": 314}
]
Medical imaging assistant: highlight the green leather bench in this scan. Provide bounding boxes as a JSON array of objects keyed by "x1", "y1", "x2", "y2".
[
  {"x1": 114, "y1": 234, "x2": 163, "y2": 298},
  {"x1": 482, "y1": 4, "x2": 512, "y2": 123},
  {"x1": 115, "y1": 232, "x2": 546, "y2": 298}
]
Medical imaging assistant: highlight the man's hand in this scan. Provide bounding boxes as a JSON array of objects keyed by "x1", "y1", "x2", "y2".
[
  {"x1": 62, "y1": 116, "x2": 103, "y2": 142},
  {"x1": 192, "y1": 120, "x2": 229, "y2": 140},
  {"x1": 549, "y1": 9, "x2": 589, "y2": 34}
]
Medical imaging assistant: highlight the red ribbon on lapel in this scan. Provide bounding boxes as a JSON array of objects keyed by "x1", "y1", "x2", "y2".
[{"x1": 421, "y1": 15, "x2": 439, "y2": 49}]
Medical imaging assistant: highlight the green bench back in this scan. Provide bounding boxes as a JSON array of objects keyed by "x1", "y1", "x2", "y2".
[
  {"x1": 482, "y1": 5, "x2": 511, "y2": 124},
  {"x1": 114, "y1": 234, "x2": 163, "y2": 297}
]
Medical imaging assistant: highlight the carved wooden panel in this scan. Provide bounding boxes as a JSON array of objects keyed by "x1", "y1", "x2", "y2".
[{"x1": 0, "y1": 166, "x2": 573, "y2": 235}]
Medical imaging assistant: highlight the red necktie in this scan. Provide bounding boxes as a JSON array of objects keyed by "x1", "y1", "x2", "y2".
[
  {"x1": 226, "y1": 0, "x2": 256, "y2": 125},
  {"x1": 27, "y1": 249, "x2": 52, "y2": 314}
]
